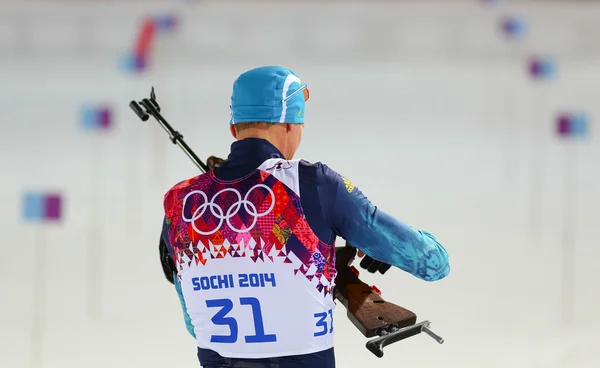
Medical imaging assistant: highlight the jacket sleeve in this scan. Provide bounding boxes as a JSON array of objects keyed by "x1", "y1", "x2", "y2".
[
  {"x1": 161, "y1": 217, "x2": 197, "y2": 338},
  {"x1": 316, "y1": 163, "x2": 450, "y2": 281}
]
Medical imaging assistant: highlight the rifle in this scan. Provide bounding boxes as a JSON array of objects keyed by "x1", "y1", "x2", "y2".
[{"x1": 130, "y1": 88, "x2": 444, "y2": 358}]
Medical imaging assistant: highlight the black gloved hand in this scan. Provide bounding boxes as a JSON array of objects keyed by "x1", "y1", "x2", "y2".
[
  {"x1": 159, "y1": 233, "x2": 176, "y2": 284},
  {"x1": 359, "y1": 254, "x2": 392, "y2": 275}
]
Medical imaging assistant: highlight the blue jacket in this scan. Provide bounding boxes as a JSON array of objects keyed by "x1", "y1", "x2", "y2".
[{"x1": 203, "y1": 138, "x2": 450, "y2": 281}]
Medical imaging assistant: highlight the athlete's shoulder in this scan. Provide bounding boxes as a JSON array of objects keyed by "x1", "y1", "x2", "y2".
[
  {"x1": 298, "y1": 160, "x2": 355, "y2": 192},
  {"x1": 297, "y1": 159, "x2": 333, "y2": 176}
]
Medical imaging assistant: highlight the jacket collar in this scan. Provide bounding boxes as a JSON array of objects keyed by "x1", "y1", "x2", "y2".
[
  {"x1": 227, "y1": 138, "x2": 285, "y2": 163},
  {"x1": 213, "y1": 138, "x2": 285, "y2": 180}
]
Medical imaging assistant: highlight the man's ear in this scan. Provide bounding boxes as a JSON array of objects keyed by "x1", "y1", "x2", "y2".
[{"x1": 230, "y1": 125, "x2": 238, "y2": 139}]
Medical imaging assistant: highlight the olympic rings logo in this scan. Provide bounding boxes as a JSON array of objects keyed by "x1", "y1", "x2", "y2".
[{"x1": 181, "y1": 184, "x2": 275, "y2": 235}]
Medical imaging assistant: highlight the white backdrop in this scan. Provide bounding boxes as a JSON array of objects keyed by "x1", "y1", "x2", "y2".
[{"x1": 1, "y1": 1, "x2": 599, "y2": 368}]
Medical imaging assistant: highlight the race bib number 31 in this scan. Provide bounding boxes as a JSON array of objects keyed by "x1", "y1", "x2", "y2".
[{"x1": 206, "y1": 297, "x2": 276, "y2": 344}]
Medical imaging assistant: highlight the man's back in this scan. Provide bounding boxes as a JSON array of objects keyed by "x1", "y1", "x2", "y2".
[{"x1": 162, "y1": 138, "x2": 340, "y2": 367}]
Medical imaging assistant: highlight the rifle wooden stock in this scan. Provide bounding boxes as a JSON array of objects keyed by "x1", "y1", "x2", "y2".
[{"x1": 334, "y1": 245, "x2": 417, "y2": 337}]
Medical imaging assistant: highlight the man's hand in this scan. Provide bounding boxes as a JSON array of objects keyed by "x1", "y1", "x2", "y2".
[{"x1": 356, "y1": 250, "x2": 392, "y2": 275}]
